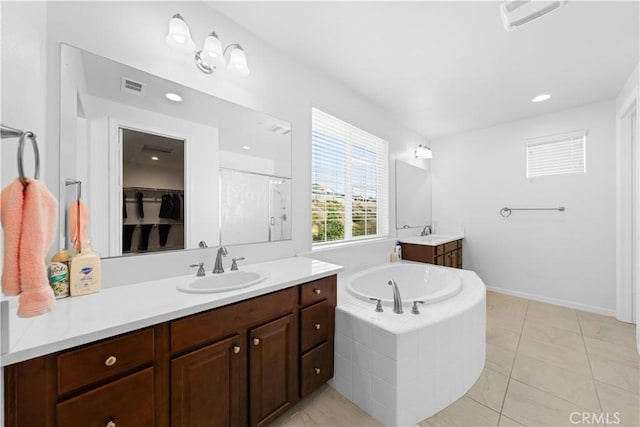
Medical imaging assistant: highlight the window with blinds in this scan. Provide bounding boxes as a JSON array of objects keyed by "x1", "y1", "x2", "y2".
[
  {"x1": 526, "y1": 130, "x2": 587, "y2": 178},
  {"x1": 311, "y1": 108, "x2": 389, "y2": 245}
]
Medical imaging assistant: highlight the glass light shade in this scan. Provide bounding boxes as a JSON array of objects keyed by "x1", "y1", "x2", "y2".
[
  {"x1": 166, "y1": 14, "x2": 195, "y2": 51},
  {"x1": 415, "y1": 145, "x2": 433, "y2": 159},
  {"x1": 227, "y1": 45, "x2": 250, "y2": 77},
  {"x1": 202, "y1": 32, "x2": 225, "y2": 65}
]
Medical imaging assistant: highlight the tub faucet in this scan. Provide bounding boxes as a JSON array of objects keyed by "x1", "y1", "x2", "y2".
[
  {"x1": 213, "y1": 247, "x2": 228, "y2": 274},
  {"x1": 387, "y1": 280, "x2": 404, "y2": 314},
  {"x1": 420, "y1": 225, "x2": 432, "y2": 236}
]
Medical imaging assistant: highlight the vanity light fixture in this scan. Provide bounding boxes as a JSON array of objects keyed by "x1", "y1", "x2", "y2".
[
  {"x1": 166, "y1": 14, "x2": 250, "y2": 77},
  {"x1": 532, "y1": 94, "x2": 551, "y2": 103},
  {"x1": 415, "y1": 144, "x2": 433, "y2": 159},
  {"x1": 165, "y1": 92, "x2": 183, "y2": 102}
]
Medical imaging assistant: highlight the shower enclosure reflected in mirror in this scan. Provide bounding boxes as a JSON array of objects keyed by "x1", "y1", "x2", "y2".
[
  {"x1": 395, "y1": 160, "x2": 432, "y2": 229},
  {"x1": 220, "y1": 169, "x2": 291, "y2": 245},
  {"x1": 59, "y1": 44, "x2": 292, "y2": 257}
]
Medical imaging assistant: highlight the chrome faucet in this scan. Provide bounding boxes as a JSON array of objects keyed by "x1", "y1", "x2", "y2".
[
  {"x1": 213, "y1": 247, "x2": 228, "y2": 274},
  {"x1": 189, "y1": 262, "x2": 206, "y2": 277},
  {"x1": 230, "y1": 257, "x2": 245, "y2": 271},
  {"x1": 387, "y1": 279, "x2": 404, "y2": 314},
  {"x1": 420, "y1": 225, "x2": 432, "y2": 236}
]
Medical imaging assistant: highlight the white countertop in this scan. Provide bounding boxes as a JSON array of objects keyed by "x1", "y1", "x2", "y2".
[
  {"x1": 1, "y1": 256, "x2": 343, "y2": 366},
  {"x1": 398, "y1": 234, "x2": 464, "y2": 247}
]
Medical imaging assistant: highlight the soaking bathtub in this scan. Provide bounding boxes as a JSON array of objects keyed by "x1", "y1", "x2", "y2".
[{"x1": 331, "y1": 261, "x2": 486, "y2": 426}]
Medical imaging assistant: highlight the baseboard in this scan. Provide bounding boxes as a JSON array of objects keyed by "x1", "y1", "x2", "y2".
[{"x1": 486, "y1": 286, "x2": 617, "y2": 317}]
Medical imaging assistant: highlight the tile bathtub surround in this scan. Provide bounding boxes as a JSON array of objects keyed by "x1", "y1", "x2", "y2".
[{"x1": 274, "y1": 291, "x2": 639, "y2": 426}]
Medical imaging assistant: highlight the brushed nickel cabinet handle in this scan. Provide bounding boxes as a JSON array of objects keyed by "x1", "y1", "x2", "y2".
[
  {"x1": 104, "y1": 356, "x2": 117, "y2": 367},
  {"x1": 314, "y1": 367, "x2": 321, "y2": 375},
  {"x1": 233, "y1": 345, "x2": 241, "y2": 354},
  {"x1": 252, "y1": 338, "x2": 260, "y2": 346},
  {"x1": 313, "y1": 288, "x2": 321, "y2": 295},
  {"x1": 314, "y1": 323, "x2": 321, "y2": 330}
]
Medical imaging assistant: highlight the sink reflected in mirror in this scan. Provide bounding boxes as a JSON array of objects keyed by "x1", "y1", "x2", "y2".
[{"x1": 177, "y1": 270, "x2": 268, "y2": 293}]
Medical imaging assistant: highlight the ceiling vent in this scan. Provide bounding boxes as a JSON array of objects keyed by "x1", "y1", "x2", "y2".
[
  {"x1": 142, "y1": 144, "x2": 173, "y2": 154},
  {"x1": 500, "y1": 0, "x2": 568, "y2": 31},
  {"x1": 121, "y1": 77, "x2": 145, "y2": 95}
]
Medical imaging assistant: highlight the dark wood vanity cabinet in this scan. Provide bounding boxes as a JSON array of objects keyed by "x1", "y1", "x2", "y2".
[
  {"x1": 4, "y1": 275, "x2": 337, "y2": 427},
  {"x1": 400, "y1": 239, "x2": 463, "y2": 268}
]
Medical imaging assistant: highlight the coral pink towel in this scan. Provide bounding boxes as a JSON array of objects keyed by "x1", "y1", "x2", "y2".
[
  {"x1": 1, "y1": 179, "x2": 58, "y2": 317},
  {"x1": 68, "y1": 200, "x2": 88, "y2": 253}
]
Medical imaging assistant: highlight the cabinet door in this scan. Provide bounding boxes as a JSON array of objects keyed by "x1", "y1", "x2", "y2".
[
  {"x1": 444, "y1": 252, "x2": 453, "y2": 267},
  {"x1": 249, "y1": 314, "x2": 296, "y2": 427},
  {"x1": 171, "y1": 335, "x2": 243, "y2": 427},
  {"x1": 451, "y1": 249, "x2": 458, "y2": 269}
]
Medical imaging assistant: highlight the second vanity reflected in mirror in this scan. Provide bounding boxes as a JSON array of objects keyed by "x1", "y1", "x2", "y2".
[{"x1": 59, "y1": 44, "x2": 292, "y2": 258}]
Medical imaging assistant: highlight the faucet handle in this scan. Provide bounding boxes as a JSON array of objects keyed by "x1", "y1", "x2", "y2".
[
  {"x1": 231, "y1": 257, "x2": 245, "y2": 271},
  {"x1": 369, "y1": 298, "x2": 384, "y2": 312},
  {"x1": 411, "y1": 301, "x2": 425, "y2": 315},
  {"x1": 189, "y1": 262, "x2": 206, "y2": 277}
]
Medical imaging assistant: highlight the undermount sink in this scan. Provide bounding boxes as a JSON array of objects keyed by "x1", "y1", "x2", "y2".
[{"x1": 177, "y1": 270, "x2": 268, "y2": 294}]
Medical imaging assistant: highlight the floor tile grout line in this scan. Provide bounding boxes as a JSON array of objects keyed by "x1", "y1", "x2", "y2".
[{"x1": 577, "y1": 309, "x2": 606, "y2": 413}]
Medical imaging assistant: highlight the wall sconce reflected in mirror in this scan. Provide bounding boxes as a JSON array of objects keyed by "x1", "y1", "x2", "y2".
[
  {"x1": 415, "y1": 145, "x2": 433, "y2": 159},
  {"x1": 166, "y1": 13, "x2": 250, "y2": 77}
]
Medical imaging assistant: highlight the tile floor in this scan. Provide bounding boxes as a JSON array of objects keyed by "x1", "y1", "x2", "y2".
[{"x1": 273, "y1": 291, "x2": 639, "y2": 426}]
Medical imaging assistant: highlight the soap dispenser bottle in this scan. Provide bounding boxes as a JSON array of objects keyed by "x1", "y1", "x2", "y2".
[{"x1": 69, "y1": 240, "x2": 102, "y2": 296}]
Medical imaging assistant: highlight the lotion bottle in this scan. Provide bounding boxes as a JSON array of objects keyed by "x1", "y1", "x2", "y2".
[{"x1": 69, "y1": 240, "x2": 102, "y2": 296}]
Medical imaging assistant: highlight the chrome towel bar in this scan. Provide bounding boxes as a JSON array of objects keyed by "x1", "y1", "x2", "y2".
[{"x1": 500, "y1": 206, "x2": 565, "y2": 218}]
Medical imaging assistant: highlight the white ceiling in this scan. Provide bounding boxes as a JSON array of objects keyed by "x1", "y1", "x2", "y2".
[{"x1": 210, "y1": 1, "x2": 639, "y2": 139}]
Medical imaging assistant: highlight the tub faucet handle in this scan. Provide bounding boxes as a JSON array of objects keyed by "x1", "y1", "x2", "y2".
[
  {"x1": 411, "y1": 301, "x2": 425, "y2": 315},
  {"x1": 369, "y1": 298, "x2": 384, "y2": 312}
]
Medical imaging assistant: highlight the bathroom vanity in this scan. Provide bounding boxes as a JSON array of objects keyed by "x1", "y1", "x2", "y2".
[
  {"x1": 3, "y1": 258, "x2": 339, "y2": 427},
  {"x1": 399, "y1": 236, "x2": 464, "y2": 268}
]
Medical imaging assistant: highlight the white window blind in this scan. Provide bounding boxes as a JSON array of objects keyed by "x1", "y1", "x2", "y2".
[
  {"x1": 312, "y1": 108, "x2": 389, "y2": 245},
  {"x1": 526, "y1": 130, "x2": 587, "y2": 178}
]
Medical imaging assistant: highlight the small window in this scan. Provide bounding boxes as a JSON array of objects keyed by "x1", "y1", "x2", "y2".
[
  {"x1": 526, "y1": 130, "x2": 587, "y2": 178},
  {"x1": 311, "y1": 108, "x2": 389, "y2": 245}
]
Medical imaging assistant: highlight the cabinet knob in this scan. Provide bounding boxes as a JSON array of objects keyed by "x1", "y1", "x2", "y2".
[
  {"x1": 314, "y1": 367, "x2": 321, "y2": 375},
  {"x1": 106, "y1": 421, "x2": 116, "y2": 427},
  {"x1": 314, "y1": 323, "x2": 321, "y2": 330},
  {"x1": 313, "y1": 288, "x2": 321, "y2": 295},
  {"x1": 233, "y1": 345, "x2": 241, "y2": 354},
  {"x1": 104, "y1": 356, "x2": 117, "y2": 367},
  {"x1": 252, "y1": 338, "x2": 260, "y2": 346}
]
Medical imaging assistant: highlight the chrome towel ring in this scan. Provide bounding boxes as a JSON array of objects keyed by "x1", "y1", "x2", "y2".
[
  {"x1": 500, "y1": 206, "x2": 565, "y2": 218},
  {"x1": 18, "y1": 132, "x2": 40, "y2": 184},
  {"x1": 1, "y1": 124, "x2": 41, "y2": 185}
]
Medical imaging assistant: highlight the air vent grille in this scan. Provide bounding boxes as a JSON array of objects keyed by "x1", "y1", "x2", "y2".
[{"x1": 121, "y1": 77, "x2": 144, "y2": 95}]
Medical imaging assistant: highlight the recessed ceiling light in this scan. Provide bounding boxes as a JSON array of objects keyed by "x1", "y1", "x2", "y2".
[
  {"x1": 151, "y1": 156, "x2": 159, "y2": 161},
  {"x1": 242, "y1": 145, "x2": 251, "y2": 150},
  {"x1": 165, "y1": 92, "x2": 182, "y2": 102},
  {"x1": 532, "y1": 94, "x2": 551, "y2": 103}
]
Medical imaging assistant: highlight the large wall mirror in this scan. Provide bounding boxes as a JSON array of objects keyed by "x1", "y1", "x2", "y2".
[
  {"x1": 59, "y1": 44, "x2": 292, "y2": 258},
  {"x1": 395, "y1": 160, "x2": 431, "y2": 229}
]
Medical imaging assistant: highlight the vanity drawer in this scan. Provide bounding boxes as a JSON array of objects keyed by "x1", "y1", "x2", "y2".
[
  {"x1": 436, "y1": 245, "x2": 445, "y2": 256},
  {"x1": 300, "y1": 301, "x2": 330, "y2": 353},
  {"x1": 300, "y1": 275, "x2": 336, "y2": 307},
  {"x1": 445, "y1": 241, "x2": 458, "y2": 253},
  {"x1": 300, "y1": 341, "x2": 332, "y2": 398},
  {"x1": 57, "y1": 328, "x2": 154, "y2": 395},
  {"x1": 57, "y1": 367, "x2": 154, "y2": 426}
]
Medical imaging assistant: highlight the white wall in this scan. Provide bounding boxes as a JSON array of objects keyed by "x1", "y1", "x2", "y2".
[
  {"x1": 0, "y1": 1, "x2": 429, "y2": 285},
  {"x1": 432, "y1": 100, "x2": 617, "y2": 314}
]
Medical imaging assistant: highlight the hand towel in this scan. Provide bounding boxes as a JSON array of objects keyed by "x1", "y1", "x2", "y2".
[
  {"x1": 1, "y1": 179, "x2": 57, "y2": 317},
  {"x1": 18, "y1": 179, "x2": 58, "y2": 317},
  {"x1": 1, "y1": 180, "x2": 24, "y2": 296},
  {"x1": 68, "y1": 200, "x2": 88, "y2": 252}
]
